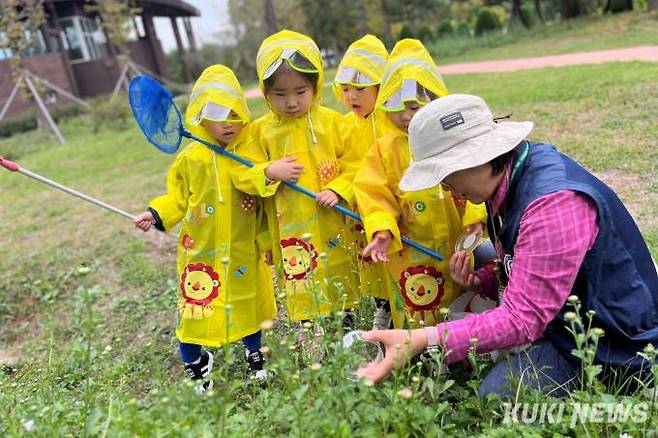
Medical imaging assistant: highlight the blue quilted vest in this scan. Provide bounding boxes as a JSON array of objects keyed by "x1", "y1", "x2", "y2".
[{"x1": 497, "y1": 142, "x2": 658, "y2": 371}]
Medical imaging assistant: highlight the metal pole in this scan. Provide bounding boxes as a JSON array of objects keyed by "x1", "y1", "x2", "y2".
[{"x1": 0, "y1": 156, "x2": 135, "y2": 220}]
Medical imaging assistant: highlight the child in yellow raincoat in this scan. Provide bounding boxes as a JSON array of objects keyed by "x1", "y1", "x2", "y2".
[
  {"x1": 133, "y1": 65, "x2": 276, "y2": 391},
  {"x1": 353, "y1": 39, "x2": 491, "y2": 329},
  {"x1": 333, "y1": 34, "x2": 396, "y2": 330},
  {"x1": 231, "y1": 30, "x2": 360, "y2": 329}
]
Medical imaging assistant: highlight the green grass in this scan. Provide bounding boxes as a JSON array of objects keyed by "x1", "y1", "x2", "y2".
[
  {"x1": 1, "y1": 61, "x2": 657, "y2": 435},
  {"x1": 430, "y1": 11, "x2": 658, "y2": 64}
]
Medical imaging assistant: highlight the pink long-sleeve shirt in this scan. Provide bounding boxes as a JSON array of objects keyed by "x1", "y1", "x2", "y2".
[{"x1": 434, "y1": 163, "x2": 599, "y2": 363}]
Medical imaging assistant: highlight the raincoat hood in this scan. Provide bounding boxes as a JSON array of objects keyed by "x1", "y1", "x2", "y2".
[
  {"x1": 376, "y1": 39, "x2": 448, "y2": 111},
  {"x1": 333, "y1": 34, "x2": 389, "y2": 103},
  {"x1": 185, "y1": 64, "x2": 250, "y2": 145},
  {"x1": 256, "y1": 30, "x2": 324, "y2": 105}
]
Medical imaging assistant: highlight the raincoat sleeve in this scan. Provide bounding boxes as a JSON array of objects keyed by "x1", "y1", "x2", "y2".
[
  {"x1": 148, "y1": 152, "x2": 190, "y2": 232},
  {"x1": 353, "y1": 141, "x2": 403, "y2": 254},
  {"x1": 230, "y1": 123, "x2": 281, "y2": 197},
  {"x1": 323, "y1": 114, "x2": 362, "y2": 204},
  {"x1": 462, "y1": 201, "x2": 487, "y2": 227}
]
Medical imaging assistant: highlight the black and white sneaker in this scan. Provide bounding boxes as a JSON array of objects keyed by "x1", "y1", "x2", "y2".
[
  {"x1": 246, "y1": 349, "x2": 270, "y2": 380},
  {"x1": 183, "y1": 349, "x2": 214, "y2": 394}
]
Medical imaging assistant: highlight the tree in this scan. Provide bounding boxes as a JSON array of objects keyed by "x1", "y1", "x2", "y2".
[
  {"x1": 561, "y1": 0, "x2": 586, "y2": 19},
  {"x1": 534, "y1": 0, "x2": 545, "y2": 22},
  {"x1": 604, "y1": 0, "x2": 634, "y2": 12},
  {"x1": 359, "y1": 0, "x2": 368, "y2": 35},
  {"x1": 227, "y1": 0, "x2": 268, "y2": 79},
  {"x1": 299, "y1": 0, "x2": 359, "y2": 50},
  {"x1": 85, "y1": 0, "x2": 140, "y2": 57},
  {"x1": 509, "y1": 0, "x2": 531, "y2": 28},
  {"x1": 264, "y1": 0, "x2": 278, "y2": 35},
  {"x1": 380, "y1": 0, "x2": 393, "y2": 47},
  {"x1": 0, "y1": 0, "x2": 45, "y2": 83}
]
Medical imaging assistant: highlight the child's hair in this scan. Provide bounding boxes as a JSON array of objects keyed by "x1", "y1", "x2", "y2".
[
  {"x1": 263, "y1": 62, "x2": 319, "y2": 96},
  {"x1": 419, "y1": 85, "x2": 438, "y2": 103}
]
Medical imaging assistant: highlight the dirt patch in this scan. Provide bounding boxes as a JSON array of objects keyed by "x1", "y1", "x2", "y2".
[
  {"x1": 0, "y1": 348, "x2": 20, "y2": 366},
  {"x1": 594, "y1": 170, "x2": 657, "y2": 223}
]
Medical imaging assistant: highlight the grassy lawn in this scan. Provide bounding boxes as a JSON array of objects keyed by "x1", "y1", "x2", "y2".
[
  {"x1": 0, "y1": 60, "x2": 657, "y2": 435},
  {"x1": 430, "y1": 11, "x2": 658, "y2": 64}
]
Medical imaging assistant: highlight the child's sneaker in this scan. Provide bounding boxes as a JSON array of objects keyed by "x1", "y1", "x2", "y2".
[
  {"x1": 183, "y1": 349, "x2": 214, "y2": 394},
  {"x1": 372, "y1": 306, "x2": 392, "y2": 330},
  {"x1": 246, "y1": 349, "x2": 271, "y2": 380}
]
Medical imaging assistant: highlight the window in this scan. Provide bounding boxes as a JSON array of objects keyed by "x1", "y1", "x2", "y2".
[
  {"x1": 59, "y1": 16, "x2": 108, "y2": 63},
  {"x1": 0, "y1": 28, "x2": 47, "y2": 60}
]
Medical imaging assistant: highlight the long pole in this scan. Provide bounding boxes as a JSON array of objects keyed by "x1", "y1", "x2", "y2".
[{"x1": 0, "y1": 156, "x2": 135, "y2": 220}]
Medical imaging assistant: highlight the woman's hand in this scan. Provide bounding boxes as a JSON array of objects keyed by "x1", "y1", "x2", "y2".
[
  {"x1": 449, "y1": 251, "x2": 481, "y2": 292},
  {"x1": 265, "y1": 157, "x2": 304, "y2": 183},
  {"x1": 355, "y1": 329, "x2": 428, "y2": 384},
  {"x1": 316, "y1": 190, "x2": 339, "y2": 208},
  {"x1": 133, "y1": 211, "x2": 155, "y2": 232},
  {"x1": 362, "y1": 231, "x2": 392, "y2": 262}
]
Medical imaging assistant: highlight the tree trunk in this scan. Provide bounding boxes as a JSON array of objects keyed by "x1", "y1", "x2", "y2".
[
  {"x1": 264, "y1": 0, "x2": 277, "y2": 35},
  {"x1": 359, "y1": 0, "x2": 367, "y2": 35},
  {"x1": 649, "y1": 0, "x2": 658, "y2": 10},
  {"x1": 561, "y1": 0, "x2": 583, "y2": 19},
  {"x1": 510, "y1": 0, "x2": 530, "y2": 28},
  {"x1": 534, "y1": 0, "x2": 545, "y2": 23},
  {"x1": 380, "y1": 0, "x2": 393, "y2": 48}
]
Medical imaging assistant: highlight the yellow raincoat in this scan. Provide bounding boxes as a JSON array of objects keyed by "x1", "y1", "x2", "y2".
[
  {"x1": 232, "y1": 30, "x2": 360, "y2": 321},
  {"x1": 333, "y1": 35, "x2": 395, "y2": 299},
  {"x1": 353, "y1": 40, "x2": 487, "y2": 328},
  {"x1": 149, "y1": 65, "x2": 276, "y2": 346}
]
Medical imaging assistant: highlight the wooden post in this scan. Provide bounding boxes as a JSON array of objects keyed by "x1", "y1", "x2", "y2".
[
  {"x1": 170, "y1": 16, "x2": 191, "y2": 83},
  {"x1": 27, "y1": 72, "x2": 91, "y2": 110},
  {"x1": 111, "y1": 61, "x2": 131, "y2": 98},
  {"x1": 142, "y1": 12, "x2": 169, "y2": 79},
  {"x1": 24, "y1": 75, "x2": 65, "y2": 144},
  {"x1": 183, "y1": 17, "x2": 197, "y2": 53},
  {"x1": 0, "y1": 78, "x2": 22, "y2": 122}
]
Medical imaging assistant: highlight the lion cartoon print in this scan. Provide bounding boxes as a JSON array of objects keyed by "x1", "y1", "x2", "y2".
[
  {"x1": 399, "y1": 265, "x2": 445, "y2": 325},
  {"x1": 280, "y1": 237, "x2": 318, "y2": 281},
  {"x1": 179, "y1": 263, "x2": 221, "y2": 320}
]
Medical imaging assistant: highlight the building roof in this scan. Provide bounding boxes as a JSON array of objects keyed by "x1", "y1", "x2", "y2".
[
  {"x1": 49, "y1": 0, "x2": 200, "y2": 17},
  {"x1": 139, "y1": 0, "x2": 199, "y2": 17}
]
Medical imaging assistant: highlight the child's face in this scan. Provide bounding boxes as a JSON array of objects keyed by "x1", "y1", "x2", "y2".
[
  {"x1": 386, "y1": 101, "x2": 423, "y2": 133},
  {"x1": 266, "y1": 66, "x2": 315, "y2": 118},
  {"x1": 201, "y1": 112, "x2": 244, "y2": 146},
  {"x1": 341, "y1": 84, "x2": 378, "y2": 118}
]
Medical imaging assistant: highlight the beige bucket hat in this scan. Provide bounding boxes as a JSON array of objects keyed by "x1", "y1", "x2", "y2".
[{"x1": 399, "y1": 94, "x2": 533, "y2": 192}]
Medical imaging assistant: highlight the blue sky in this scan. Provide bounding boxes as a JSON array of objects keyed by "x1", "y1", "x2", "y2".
[{"x1": 154, "y1": 0, "x2": 231, "y2": 53}]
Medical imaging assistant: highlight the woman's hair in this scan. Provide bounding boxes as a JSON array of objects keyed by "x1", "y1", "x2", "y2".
[
  {"x1": 263, "y1": 62, "x2": 318, "y2": 96},
  {"x1": 489, "y1": 148, "x2": 517, "y2": 175}
]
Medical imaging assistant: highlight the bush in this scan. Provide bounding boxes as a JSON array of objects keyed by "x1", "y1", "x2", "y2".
[
  {"x1": 398, "y1": 24, "x2": 415, "y2": 40},
  {"x1": 474, "y1": 8, "x2": 503, "y2": 36},
  {"x1": 521, "y1": 2, "x2": 536, "y2": 28},
  {"x1": 0, "y1": 111, "x2": 38, "y2": 138},
  {"x1": 416, "y1": 25, "x2": 434, "y2": 43},
  {"x1": 455, "y1": 21, "x2": 472, "y2": 38},
  {"x1": 90, "y1": 97, "x2": 133, "y2": 133},
  {"x1": 436, "y1": 20, "x2": 454, "y2": 38},
  {"x1": 0, "y1": 102, "x2": 84, "y2": 138}
]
